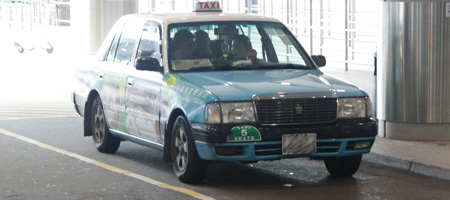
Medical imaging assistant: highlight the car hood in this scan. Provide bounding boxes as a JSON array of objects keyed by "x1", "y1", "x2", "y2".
[{"x1": 176, "y1": 69, "x2": 366, "y2": 101}]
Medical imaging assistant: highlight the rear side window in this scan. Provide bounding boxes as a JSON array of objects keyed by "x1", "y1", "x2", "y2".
[
  {"x1": 106, "y1": 34, "x2": 120, "y2": 62},
  {"x1": 114, "y1": 21, "x2": 143, "y2": 66}
]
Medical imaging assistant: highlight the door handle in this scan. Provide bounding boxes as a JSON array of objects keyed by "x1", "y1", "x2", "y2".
[
  {"x1": 98, "y1": 72, "x2": 104, "y2": 79},
  {"x1": 127, "y1": 78, "x2": 134, "y2": 87}
]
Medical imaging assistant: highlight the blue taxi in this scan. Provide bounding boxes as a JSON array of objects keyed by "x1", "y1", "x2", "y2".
[{"x1": 73, "y1": 2, "x2": 377, "y2": 183}]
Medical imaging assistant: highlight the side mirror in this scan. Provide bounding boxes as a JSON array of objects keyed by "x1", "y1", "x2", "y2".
[
  {"x1": 311, "y1": 55, "x2": 326, "y2": 67},
  {"x1": 136, "y1": 57, "x2": 162, "y2": 73}
]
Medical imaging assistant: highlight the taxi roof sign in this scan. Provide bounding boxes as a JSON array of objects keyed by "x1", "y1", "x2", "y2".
[{"x1": 194, "y1": 1, "x2": 222, "y2": 12}]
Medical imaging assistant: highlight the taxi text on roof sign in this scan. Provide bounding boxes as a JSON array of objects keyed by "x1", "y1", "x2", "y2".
[{"x1": 194, "y1": 1, "x2": 222, "y2": 12}]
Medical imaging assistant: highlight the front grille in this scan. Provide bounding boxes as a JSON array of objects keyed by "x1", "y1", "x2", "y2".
[{"x1": 254, "y1": 96, "x2": 337, "y2": 125}]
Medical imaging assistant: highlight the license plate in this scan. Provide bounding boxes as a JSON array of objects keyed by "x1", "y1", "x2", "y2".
[{"x1": 282, "y1": 133, "x2": 316, "y2": 155}]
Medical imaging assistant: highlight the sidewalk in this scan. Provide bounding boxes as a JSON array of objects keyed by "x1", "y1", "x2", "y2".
[
  {"x1": 364, "y1": 136, "x2": 450, "y2": 181},
  {"x1": 321, "y1": 66, "x2": 450, "y2": 181}
]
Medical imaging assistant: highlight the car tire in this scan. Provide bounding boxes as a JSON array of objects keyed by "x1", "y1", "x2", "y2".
[
  {"x1": 324, "y1": 155, "x2": 362, "y2": 177},
  {"x1": 17, "y1": 46, "x2": 24, "y2": 53},
  {"x1": 46, "y1": 46, "x2": 54, "y2": 54},
  {"x1": 91, "y1": 96, "x2": 120, "y2": 153},
  {"x1": 171, "y1": 116, "x2": 208, "y2": 183}
]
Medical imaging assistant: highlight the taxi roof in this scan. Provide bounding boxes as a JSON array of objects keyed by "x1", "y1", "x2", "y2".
[{"x1": 124, "y1": 12, "x2": 281, "y2": 25}]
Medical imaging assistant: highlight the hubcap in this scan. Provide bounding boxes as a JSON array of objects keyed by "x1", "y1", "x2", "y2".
[
  {"x1": 93, "y1": 106, "x2": 105, "y2": 143},
  {"x1": 175, "y1": 127, "x2": 188, "y2": 172}
]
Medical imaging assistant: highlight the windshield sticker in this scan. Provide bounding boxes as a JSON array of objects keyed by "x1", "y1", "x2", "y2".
[
  {"x1": 227, "y1": 125, "x2": 262, "y2": 142},
  {"x1": 171, "y1": 59, "x2": 212, "y2": 70}
]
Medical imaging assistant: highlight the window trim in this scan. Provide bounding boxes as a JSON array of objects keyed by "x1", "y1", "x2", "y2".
[{"x1": 134, "y1": 20, "x2": 164, "y2": 69}]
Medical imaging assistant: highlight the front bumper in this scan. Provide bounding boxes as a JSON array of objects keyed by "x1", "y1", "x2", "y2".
[
  {"x1": 195, "y1": 137, "x2": 375, "y2": 162},
  {"x1": 191, "y1": 119, "x2": 377, "y2": 162}
]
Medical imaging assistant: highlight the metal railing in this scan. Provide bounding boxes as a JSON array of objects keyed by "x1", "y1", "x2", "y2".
[
  {"x1": 0, "y1": 0, "x2": 70, "y2": 29},
  {"x1": 1, "y1": 0, "x2": 378, "y2": 70},
  {"x1": 140, "y1": 0, "x2": 378, "y2": 71}
]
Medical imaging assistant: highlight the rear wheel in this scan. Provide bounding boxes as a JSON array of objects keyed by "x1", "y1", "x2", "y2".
[
  {"x1": 324, "y1": 155, "x2": 362, "y2": 177},
  {"x1": 91, "y1": 96, "x2": 120, "y2": 153},
  {"x1": 46, "y1": 46, "x2": 54, "y2": 54},
  {"x1": 171, "y1": 116, "x2": 207, "y2": 183}
]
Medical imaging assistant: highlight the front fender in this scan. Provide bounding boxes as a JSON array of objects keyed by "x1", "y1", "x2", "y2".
[
  {"x1": 161, "y1": 73, "x2": 219, "y2": 123},
  {"x1": 160, "y1": 73, "x2": 219, "y2": 162}
]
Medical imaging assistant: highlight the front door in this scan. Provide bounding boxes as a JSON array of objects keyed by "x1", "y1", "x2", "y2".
[{"x1": 125, "y1": 22, "x2": 164, "y2": 143}]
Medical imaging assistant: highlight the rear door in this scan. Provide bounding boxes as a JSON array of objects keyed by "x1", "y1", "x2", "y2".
[{"x1": 101, "y1": 19, "x2": 142, "y2": 133}]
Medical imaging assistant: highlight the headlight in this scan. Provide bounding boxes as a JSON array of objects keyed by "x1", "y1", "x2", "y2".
[
  {"x1": 222, "y1": 102, "x2": 255, "y2": 123},
  {"x1": 338, "y1": 97, "x2": 373, "y2": 118},
  {"x1": 205, "y1": 102, "x2": 255, "y2": 124},
  {"x1": 205, "y1": 103, "x2": 221, "y2": 124}
]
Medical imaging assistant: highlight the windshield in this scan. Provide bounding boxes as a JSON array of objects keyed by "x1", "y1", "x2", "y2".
[{"x1": 168, "y1": 22, "x2": 315, "y2": 72}]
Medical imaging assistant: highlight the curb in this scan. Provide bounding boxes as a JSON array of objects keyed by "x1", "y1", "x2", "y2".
[{"x1": 363, "y1": 152, "x2": 450, "y2": 181}]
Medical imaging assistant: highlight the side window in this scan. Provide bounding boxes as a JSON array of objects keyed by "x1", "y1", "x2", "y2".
[
  {"x1": 106, "y1": 34, "x2": 120, "y2": 62},
  {"x1": 97, "y1": 20, "x2": 124, "y2": 62},
  {"x1": 136, "y1": 23, "x2": 161, "y2": 66},
  {"x1": 114, "y1": 21, "x2": 142, "y2": 65},
  {"x1": 265, "y1": 26, "x2": 306, "y2": 65}
]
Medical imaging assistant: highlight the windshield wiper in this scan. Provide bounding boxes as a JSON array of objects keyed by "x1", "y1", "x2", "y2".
[
  {"x1": 185, "y1": 65, "x2": 249, "y2": 72},
  {"x1": 213, "y1": 64, "x2": 255, "y2": 71},
  {"x1": 283, "y1": 64, "x2": 312, "y2": 69},
  {"x1": 185, "y1": 66, "x2": 216, "y2": 72},
  {"x1": 184, "y1": 64, "x2": 311, "y2": 72},
  {"x1": 257, "y1": 64, "x2": 312, "y2": 70}
]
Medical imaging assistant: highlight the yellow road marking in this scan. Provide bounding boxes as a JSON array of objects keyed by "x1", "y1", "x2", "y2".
[
  {"x1": 0, "y1": 127, "x2": 215, "y2": 200},
  {"x1": 0, "y1": 117, "x2": 24, "y2": 120}
]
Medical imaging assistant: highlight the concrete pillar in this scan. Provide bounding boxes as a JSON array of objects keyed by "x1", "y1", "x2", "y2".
[
  {"x1": 70, "y1": 0, "x2": 138, "y2": 53},
  {"x1": 377, "y1": 0, "x2": 450, "y2": 141}
]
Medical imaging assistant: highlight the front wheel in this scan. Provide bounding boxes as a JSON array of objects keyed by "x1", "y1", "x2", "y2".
[
  {"x1": 91, "y1": 96, "x2": 120, "y2": 153},
  {"x1": 171, "y1": 116, "x2": 208, "y2": 183},
  {"x1": 17, "y1": 46, "x2": 24, "y2": 53},
  {"x1": 324, "y1": 155, "x2": 362, "y2": 177}
]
